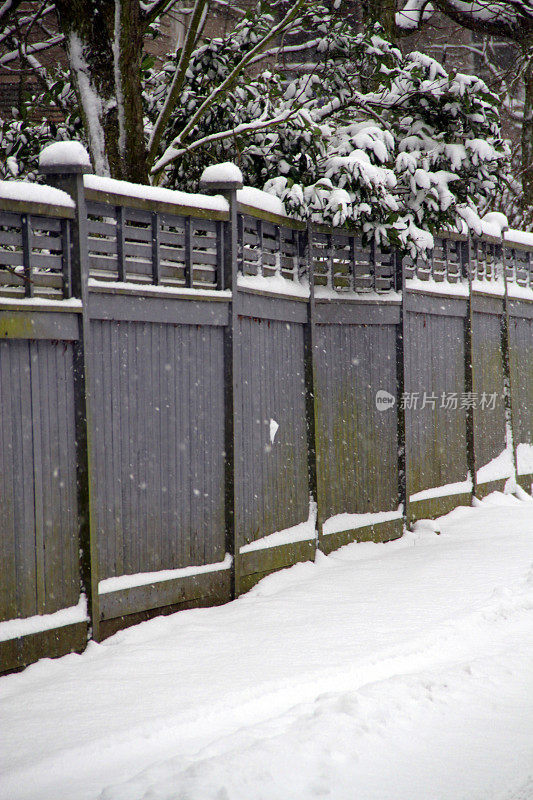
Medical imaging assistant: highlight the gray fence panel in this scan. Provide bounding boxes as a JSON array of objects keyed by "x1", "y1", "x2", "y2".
[
  {"x1": 90, "y1": 316, "x2": 226, "y2": 580},
  {"x1": 0, "y1": 337, "x2": 79, "y2": 622},
  {"x1": 0, "y1": 340, "x2": 36, "y2": 620},
  {"x1": 405, "y1": 309, "x2": 468, "y2": 496},
  {"x1": 314, "y1": 321, "x2": 399, "y2": 521},
  {"x1": 235, "y1": 313, "x2": 309, "y2": 546},
  {"x1": 31, "y1": 340, "x2": 79, "y2": 614},
  {"x1": 471, "y1": 309, "x2": 506, "y2": 472},
  {"x1": 508, "y1": 313, "x2": 533, "y2": 450}
]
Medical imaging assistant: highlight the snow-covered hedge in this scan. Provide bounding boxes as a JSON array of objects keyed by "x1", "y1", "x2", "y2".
[{"x1": 0, "y1": 2, "x2": 508, "y2": 257}]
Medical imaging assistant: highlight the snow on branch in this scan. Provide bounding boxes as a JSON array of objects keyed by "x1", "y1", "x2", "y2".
[
  {"x1": 0, "y1": 34, "x2": 64, "y2": 66},
  {"x1": 0, "y1": 4, "x2": 56, "y2": 47},
  {"x1": 0, "y1": 0, "x2": 24, "y2": 24},
  {"x1": 396, "y1": 0, "x2": 435, "y2": 31},
  {"x1": 432, "y1": 0, "x2": 533, "y2": 42},
  {"x1": 154, "y1": 0, "x2": 307, "y2": 167},
  {"x1": 248, "y1": 38, "x2": 326, "y2": 67},
  {"x1": 152, "y1": 106, "x2": 306, "y2": 173}
]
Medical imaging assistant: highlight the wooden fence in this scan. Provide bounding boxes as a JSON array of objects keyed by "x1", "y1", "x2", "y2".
[{"x1": 1, "y1": 156, "x2": 533, "y2": 672}]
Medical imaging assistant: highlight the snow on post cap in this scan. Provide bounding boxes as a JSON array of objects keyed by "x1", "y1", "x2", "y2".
[
  {"x1": 39, "y1": 141, "x2": 92, "y2": 174},
  {"x1": 200, "y1": 162, "x2": 243, "y2": 192},
  {"x1": 481, "y1": 212, "x2": 508, "y2": 238}
]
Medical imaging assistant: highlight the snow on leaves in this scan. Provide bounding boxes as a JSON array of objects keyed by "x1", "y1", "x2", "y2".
[{"x1": 0, "y1": 0, "x2": 509, "y2": 255}]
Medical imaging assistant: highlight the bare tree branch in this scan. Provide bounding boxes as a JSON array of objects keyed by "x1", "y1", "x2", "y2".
[
  {"x1": 151, "y1": 105, "x2": 306, "y2": 172},
  {"x1": 147, "y1": 0, "x2": 208, "y2": 166},
  {"x1": 0, "y1": 33, "x2": 64, "y2": 65},
  {"x1": 0, "y1": 0, "x2": 25, "y2": 27},
  {"x1": 142, "y1": 0, "x2": 181, "y2": 27},
  {"x1": 160, "y1": 0, "x2": 308, "y2": 159},
  {"x1": 431, "y1": 0, "x2": 533, "y2": 45}
]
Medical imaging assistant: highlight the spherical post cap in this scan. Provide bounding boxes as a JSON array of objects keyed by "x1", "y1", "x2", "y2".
[
  {"x1": 200, "y1": 162, "x2": 243, "y2": 193},
  {"x1": 39, "y1": 141, "x2": 93, "y2": 175}
]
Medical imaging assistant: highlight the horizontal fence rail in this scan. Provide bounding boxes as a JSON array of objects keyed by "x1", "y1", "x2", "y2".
[{"x1": 1, "y1": 165, "x2": 533, "y2": 673}]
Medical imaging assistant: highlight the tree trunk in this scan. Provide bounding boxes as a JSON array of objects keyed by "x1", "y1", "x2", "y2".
[
  {"x1": 361, "y1": 0, "x2": 398, "y2": 43},
  {"x1": 55, "y1": 0, "x2": 148, "y2": 183},
  {"x1": 521, "y1": 53, "x2": 533, "y2": 225}
]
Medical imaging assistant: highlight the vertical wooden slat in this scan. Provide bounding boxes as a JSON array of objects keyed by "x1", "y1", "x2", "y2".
[
  {"x1": 0, "y1": 343, "x2": 18, "y2": 621},
  {"x1": 17, "y1": 341, "x2": 38, "y2": 618},
  {"x1": 21, "y1": 214, "x2": 33, "y2": 298},
  {"x1": 216, "y1": 220, "x2": 225, "y2": 290},
  {"x1": 61, "y1": 342, "x2": 79, "y2": 604},
  {"x1": 61, "y1": 218, "x2": 73, "y2": 298},
  {"x1": 127, "y1": 320, "x2": 139, "y2": 573},
  {"x1": 184, "y1": 216, "x2": 193, "y2": 288},
  {"x1": 237, "y1": 214, "x2": 244, "y2": 277},
  {"x1": 150, "y1": 324, "x2": 162, "y2": 569},
  {"x1": 29, "y1": 341, "x2": 45, "y2": 613},
  {"x1": 256, "y1": 218, "x2": 264, "y2": 277},
  {"x1": 369, "y1": 238, "x2": 376, "y2": 292},
  {"x1": 151, "y1": 212, "x2": 160, "y2": 285},
  {"x1": 47, "y1": 342, "x2": 69, "y2": 613},
  {"x1": 116, "y1": 205, "x2": 125, "y2": 282},
  {"x1": 349, "y1": 236, "x2": 356, "y2": 292}
]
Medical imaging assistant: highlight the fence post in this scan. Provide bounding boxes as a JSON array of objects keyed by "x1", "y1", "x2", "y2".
[
  {"x1": 303, "y1": 222, "x2": 320, "y2": 552},
  {"x1": 500, "y1": 240, "x2": 519, "y2": 478},
  {"x1": 461, "y1": 237, "x2": 477, "y2": 496},
  {"x1": 39, "y1": 145, "x2": 100, "y2": 641},
  {"x1": 200, "y1": 168, "x2": 243, "y2": 597},
  {"x1": 395, "y1": 249, "x2": 407, "y2": 525}
]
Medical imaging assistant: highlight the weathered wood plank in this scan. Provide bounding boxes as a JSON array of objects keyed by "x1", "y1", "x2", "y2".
[
  {"x1": 87, "y1": 292, "x2": 229, "y2": 325},
  {"x1": 0, "y1": 621, "x2": 87, "y2": 674},
  {"x1": 0, "y1": 310, "x2": 80, "y2": 340},
  {"x1": 99, "y1": 565, "x2": 232, "y2": 621}
]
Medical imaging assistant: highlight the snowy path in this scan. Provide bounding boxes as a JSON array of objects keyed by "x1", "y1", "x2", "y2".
[{"x1": 1, "y1": 492, "x2": 532, "y2": 800}]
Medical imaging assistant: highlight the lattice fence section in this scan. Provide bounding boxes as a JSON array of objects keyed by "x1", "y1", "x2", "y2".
[
  {"x1": 504, "y1": 245, "x2": 533, "y2": 288},
  {"x1": 87, "y1": 201, "x2": 224, "y2": 288},
  {"x1": 311, "y1": 231, "x2": 395, "y2": 292},
  {"x1": 0, "y1": 211, "x2": 71, "y2": 299},
  {"x1": 403, "y1": 236, "x2": 463, "y2": 284},
  {"x1": 470, "y1": 238, "x2": 503, "y2": 283},
  {"x1": 238, "y1": 215, "x2": 302, "y2": 281}
]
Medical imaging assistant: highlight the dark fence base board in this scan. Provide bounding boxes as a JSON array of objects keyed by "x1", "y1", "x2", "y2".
[
  {"x1": 517, "y1": 473, "x2": 533, "y2": 494},
  {"x1": 239, "y1": 539, "x2": 316, "y2": 594},
  {"x1": 407, "y1": 492, "x2": 472, "y2": 525},
  {"x1": 99, "y1": 568, "x2": 232, "y2": 622},
  {"x1": 475, "y1": 477, "x2": 510, "y2": 499},
  {"x1": 320, "y1": 518, "x2": 403, "y2": 556},
  {"x1": 0, "y1": 621, "x2": 87, "y2": 675},
  {"x1": 99, "y1": 592, "x2": 230, "y2": 640}
]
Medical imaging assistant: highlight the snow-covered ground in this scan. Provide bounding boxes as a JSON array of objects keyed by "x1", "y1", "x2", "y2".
[{"x1": 1, "y1": 491, "x2": 532, "y2": 800}]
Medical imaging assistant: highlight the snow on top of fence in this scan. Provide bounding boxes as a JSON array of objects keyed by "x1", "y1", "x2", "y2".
[
  {"x1": 482, "y1": 212, "x2": 508, "y2": 235},
  {"x1": 504, "y1": 229, "x2": 533, "y2": 249},
  {"x1": 39, "y1": 141, "x2": 92, "y2": 169},
  {"x1": 237, "y1": 272, "x2": 309, "y2": 298},
  {"x1": 84, "y1": 174, "x2": 229, "y2": 213},
  {"x1": 83, "y1": 173, "x2": 287, "y2": 218},
  {"x1": 237, "y1": 186, "x2": 286, "y2": 217},
  {"x1": 0, "y1": 594, "x2": 87, "y2": 642},
  {"x1": 201, "y1": 162, "x2": 243, "y2": 185},
  {"x1": 0, "y1": 179, "x2": 75, "y2": 209}
]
